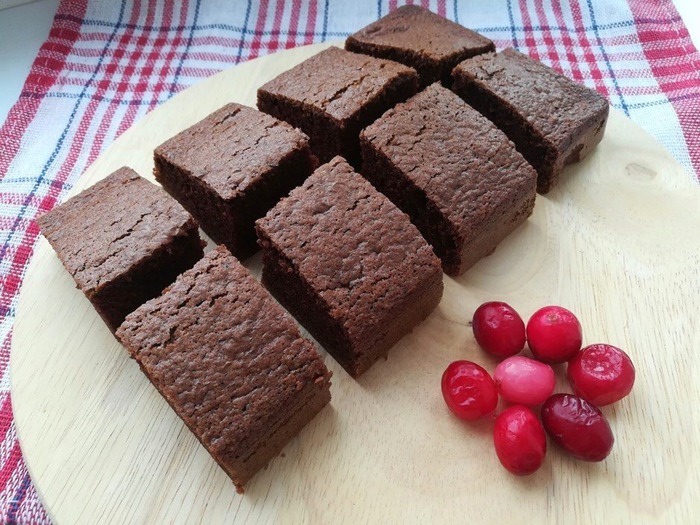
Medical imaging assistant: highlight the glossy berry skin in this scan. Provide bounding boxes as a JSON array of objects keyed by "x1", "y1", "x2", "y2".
[
  {"x1": 541, "y1": 394, "x2": 614, "y2": 462},
  {"x1": 494, "y1": 356, "x2": 556, "y2": 405},
  {"x1": 472, "y1": 302, "x2": 526, "y2": 358},
  {"x1": 567, "y1": 344, "x2": 635, "y2": 406},
  {"x1": 526, "y1": 306, "x2": 583, "y2": 363},
  {"x1": 441, "y1": 361, "x2": 498, "y2": 421},
  {"x1": 493, "y1": 405, "x2": 547, "y2": 475}
]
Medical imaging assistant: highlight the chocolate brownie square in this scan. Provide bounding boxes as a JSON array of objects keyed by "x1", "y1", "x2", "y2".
[
  {"x1": 154, "y1": 103, "x2": 317, "y2": 259},
  {"x1": 452, "y1": 48, "x2": 609, "y2": 193},
  {"x1": 346, "y1": 5, "x2": 494, "y2": 86},
  {"x1": 37, "y1": 167, "x2": 203, "y2": 332},
  {"x1": 256, "y1": 156, "x2": 443, "y2": 378},
  {"x1": 360, "y1": 83, "x2": 537, "y2": 276},
  {"x1": 257, "y1": 46, "x2": 419, "y2": 167},
  {"x1": 116, "y1": 246, "x2": 332, "y2": 493}
]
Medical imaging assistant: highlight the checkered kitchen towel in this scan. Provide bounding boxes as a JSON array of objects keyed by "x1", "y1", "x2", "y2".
[{"x1": 1, "y1": 0, "x2": 699, "y2": 522}]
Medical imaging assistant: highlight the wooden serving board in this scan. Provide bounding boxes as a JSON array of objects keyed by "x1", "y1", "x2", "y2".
[{"x1": 11, "y1": 42, "x2": 700, "y2": 524}]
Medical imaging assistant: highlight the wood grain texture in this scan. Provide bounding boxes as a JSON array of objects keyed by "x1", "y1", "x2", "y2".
[{"x1": 10, "y1": 42, "x2": 700, "y2": 524}]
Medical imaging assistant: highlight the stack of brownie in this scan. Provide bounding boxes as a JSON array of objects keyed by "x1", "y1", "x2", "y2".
[{"x1": 38, "y1": 4, "x2": 609, "y2": 493}]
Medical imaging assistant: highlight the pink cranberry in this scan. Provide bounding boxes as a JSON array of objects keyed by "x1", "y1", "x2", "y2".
[
  {"x1": 541, "y1": 394, "x2": 614, "y2": 462},
  {"x1": 494, "y1": 356, "x2": 556, "y2": 405},
  {"x1": 567, "y1": 344, "x2": 635, "y2": 406},
  {"x1": 493, "y1": 405, "x2": 547, "y2": 475},
  {"x1": 472, "y1": 301, "x2": 526, "y2": 358},
  {"x1": 526, "y1": 305, "x2": 582, "y2": 363},
  {"x1": 441, "y1": 361, "x2": 498, "y2": 421}
]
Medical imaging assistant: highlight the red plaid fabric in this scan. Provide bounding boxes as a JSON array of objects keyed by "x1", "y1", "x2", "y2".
[{"x1": 1, "y1": 1, "x2": 698, "y2": 522}]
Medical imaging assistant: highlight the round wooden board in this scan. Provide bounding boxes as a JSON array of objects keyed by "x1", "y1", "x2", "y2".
[{"x1": 11, "y1": 42, "x2": 700, "y2": 524}]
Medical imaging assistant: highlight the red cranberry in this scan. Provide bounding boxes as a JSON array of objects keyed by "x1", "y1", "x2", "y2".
[
  {"x1": 541, "y1": 394, "x2": 614, "y2": 461},
  {"x1": 526, "y1": 305, "x2": 582, "y2": 363},
  {"x1": 493, "y1": 405, "x2": 547, "y2": 475},
  {"x1": 494, "y1": 356, "x2": 555, "y2": 405},
  {"x1": 441, "y1": 361, "x2": 498, "y2": 421},
  {"x1": 472, "y1": 301, "x2": 526, "y2": 358},
  {"x1": 567, "y1": 344, "x2": 635, "y2": 406}
]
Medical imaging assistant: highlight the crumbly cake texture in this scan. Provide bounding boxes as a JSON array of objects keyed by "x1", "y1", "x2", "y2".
[
  {"x1": 257, "y1": 46, "x2": 419, "y2": 167},
  {"x1": 154, "y1": 102, "x2": 317, "y2": 259},
  {"x1": 37, "y1": 167, "x2": 203, "y2": 332},
  {"x1": 360, "y1": 83, "x2": 537, "y2": 276},
  {"x1": 345, "y1": 5, "x2": 494, "y2": 86},
  {"x1": 256, "y1": 156, "x2": 443, "y2": 378},
  {"x1": 116, "y1": 246, "x2": 332, "y2": 493},
  {"x1": 452, "y1": 48, "x2": 609, "y2": 193}
]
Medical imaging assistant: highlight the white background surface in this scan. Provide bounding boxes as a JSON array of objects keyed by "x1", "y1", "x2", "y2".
[{"x1": 0, "y1": 0, "x2": 698, "y2": 125}]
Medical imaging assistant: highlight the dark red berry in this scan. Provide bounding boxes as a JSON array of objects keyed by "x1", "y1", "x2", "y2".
[
  {"x1": 541, "y1": 394, "x2": 614, "y2": 461},
  {"x1": 493, "y1": 405, "x2": 547, "y2": 475},
  {"x1": 494, "y1": 356, "x2": 556, "y2": 405},
  {"x1": 526, "y1": 305, "x2": 582, "y2": 363},
  {"x1": 567, "y1": 344, "x2": 635, "y2": 406},
  {"x1": 441, "y1": 361, "x2": 498, "y2": 421},
  {"x1": 472, "y1": 301, "x2": 526, "y2": 358}
]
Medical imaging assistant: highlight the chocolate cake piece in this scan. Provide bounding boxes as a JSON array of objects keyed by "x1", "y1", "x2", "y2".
[
  {"x1": 346, "y1": 5, "x2": 494, "y2": 86},
  {"x1": 256, "y1": 156, "x2": 443, "y2": 378},
  {"x1": 452, "y1": 48, "x2": 609, "y2": 193},
  {"x1": 38, "y1": 167, "x2": 203, "y2": 332},
  {"x1": 154, "y1": 103, "x2": 317, "y2": 259},
  {"x1": 116, "y1": 246, "x2": 332, "y2": 493},
  {"x1": 360, "y1": 83, "x2": 537, "y2": 276},
  {"x1": 257, "y1": 46, "x2": 419, "y2": 167}
]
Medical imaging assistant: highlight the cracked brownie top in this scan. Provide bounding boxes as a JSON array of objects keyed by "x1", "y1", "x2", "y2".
[
  {"x1": 452, "y1": 48, "x2": 609, "y2": 148},
  {"x1": 37, "y1": 166, "x2": 197, "y2": 295},
  {"x1": 346, "y1": 5, "x2": 494, "y2": 63},
  {"x1": 257, "y1": 46, "x2": 418, "y2": 123},
  {"x1": 116, "y1": 245, "x2": 331, "y2": 460},
  {"x1": 154, "y1": 103, "x2": 310, "y2": 199},
  {"x1": 361, "y1": 84, "x2": 537, "y2": 242},
  {"x1": 256, "y1": 156, "x2": 441, "y2": 339}
]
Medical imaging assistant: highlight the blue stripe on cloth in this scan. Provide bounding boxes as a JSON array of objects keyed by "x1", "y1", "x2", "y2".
[
  {"x1": 6, "y1": 474, "x2": 32, "y2": 525},
  {"x1": 58, "y1": 13, "x2": 662, "y2": 35},
  {"x1": 0, "y1": 172, "x2": 72, "y2": 190},
  {"x1": 235, "y1": 0, "x2": 253, "y2": 63},
  {"x1": 506, "y1": 0, "x2": 519, "y2": 47},
  {"x1": 24, "y1": 83, "x2": 687, "y2": 111},
  {"x1": 0, "y1": 0, "x2": 128, "y2": 261},
  {"x1": 586, "y1": 0, "x2": 630, "y2": 115},
  {"x1": 321, "y1": 0, "x2": 330, "y2": 42},
  {"x1": 22, "y1": 91, "x2": 165, "y2": 105},
  {"x1": 625, "y1": 91, "x2": 697, "y2": 109},
  {"x1": 480, "y1": 21, "x2": 638, "y2": 32},
  {"x1": 169, "y1": 0, "x2": 203, "y2": 97}
]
